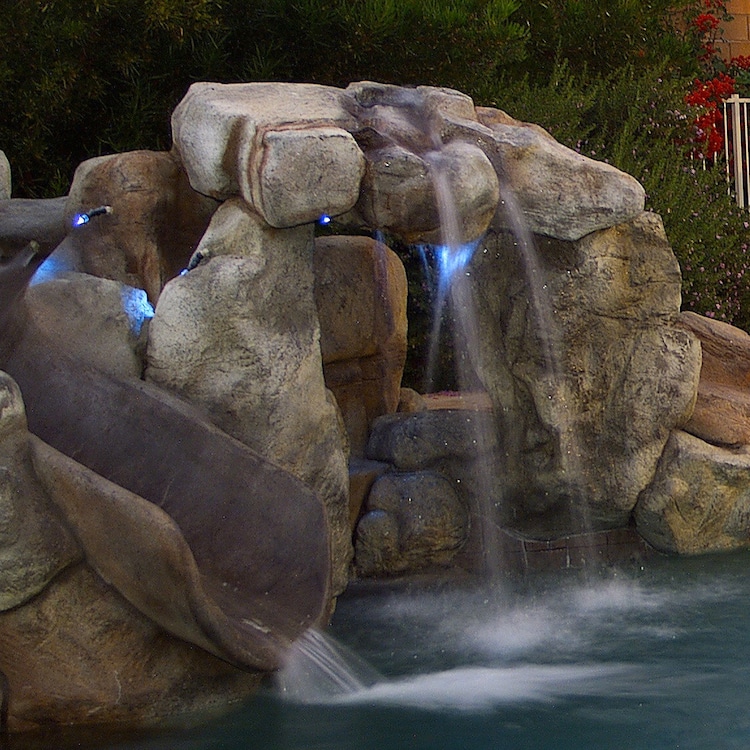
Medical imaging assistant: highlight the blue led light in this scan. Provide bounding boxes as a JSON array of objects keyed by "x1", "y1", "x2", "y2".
[
  {"x1": 318, "y1": 214, "x2": 332, "y2": 226},
  {"x1": 72, "y1": 205, "x2": 111, "y2": 228}
]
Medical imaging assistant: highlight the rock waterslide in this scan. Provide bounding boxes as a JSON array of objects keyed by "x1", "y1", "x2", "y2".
[{"x1": 0, "y1": 80, "x2": 744, "y2": 729}]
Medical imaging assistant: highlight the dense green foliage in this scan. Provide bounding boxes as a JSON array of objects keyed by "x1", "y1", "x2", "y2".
[
  {"x1": 0, "y1": 0, "x2": 527, "y2": 196},
  {"x1": 2, "y1": 0, "x2": 750, "y2": 357},
  {"x1": 486, "y1": 60, "x2": 750, "y2": 331}
]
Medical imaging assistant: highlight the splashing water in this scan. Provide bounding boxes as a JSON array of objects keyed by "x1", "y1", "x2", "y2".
[
  {"x1": 274, "y1": 577, "x2": 671, "y2": 714},
  {"x1": 275, "y1": 628, "x2": 382, "y2": 703}
]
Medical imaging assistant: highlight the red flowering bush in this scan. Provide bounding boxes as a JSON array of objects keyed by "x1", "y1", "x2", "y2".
[
  {"x1": 685, "y1": 71, "x2": 735, "y2": 157},
  {"x1": 679, "y1": 0, "x2": 750, "y2": 159}
]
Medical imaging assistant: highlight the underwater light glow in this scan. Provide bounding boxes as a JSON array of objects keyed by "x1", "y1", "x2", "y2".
[
  {"x1": 30, "y1": 253, "x2": 76, "y2": 286},
  {"x1": 436, "y1": 240, "x2": 480, "y2": 285},
  {"x1": 120, "y1": 286, "x2": 155, "y2": 336}
]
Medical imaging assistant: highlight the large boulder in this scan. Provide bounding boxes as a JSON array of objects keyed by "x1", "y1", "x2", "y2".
[
  {"x1": 20, "y1": 273, "x2": 147, "y2": 380},
  {"x1": 355, "y1": 470, "x2": 469, "y2": 577},
  {"x1": 314, "y1": 235, "x2": 408, "y2": 456},
  {"x1": 63, "y1": 150, "x2": 218, "y2": 302},
  {"x1": 635, "y1": 429, "x2": 750, "y2": 554},
  {"x1": 678, "y1": 311, "x2": 750, "y2": 446},
  {"x1": 470, "y1": 211, "x2": 702, "y2": 536},
  {"x1": 171, "y1": 82, "x2": 364, "y2": 224},
  {"x1": 361, "y1": 408, "x2": 501, "y2": 573},
  {"x1": 146, "y1": 198, "x2": 352, "y2": 595},
  {"x1": 353, "y1": 140, "x2": 500, "y2": 245},
  {"x1": 475, "y1": 108, "x2": 645, "y2": 241}
]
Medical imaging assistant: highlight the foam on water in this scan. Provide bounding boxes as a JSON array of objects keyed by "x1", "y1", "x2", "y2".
[
  {"x1": 334, "y1": 663, "x2": 640, "y2": 712},
  {"x1": 275, "y1": 576, "x2": 694, "y2": 713}
]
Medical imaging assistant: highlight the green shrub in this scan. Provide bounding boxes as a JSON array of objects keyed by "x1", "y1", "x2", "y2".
[{"x1": 488, "y1": 61, "x2": 750, "y2": 331}]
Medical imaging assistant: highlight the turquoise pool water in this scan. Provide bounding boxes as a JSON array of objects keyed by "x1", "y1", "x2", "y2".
[{"x1": 11, "y1": 551, "x2": 750, "y2": 749}]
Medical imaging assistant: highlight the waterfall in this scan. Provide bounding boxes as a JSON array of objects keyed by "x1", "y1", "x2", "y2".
[{"x1": 275, "y1": 628, "x2": 382, "y2": 703}]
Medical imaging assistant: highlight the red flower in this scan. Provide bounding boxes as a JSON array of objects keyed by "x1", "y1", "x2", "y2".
[
  {"x1": 693, "y1": 12, "x2": 721, "y2": 33},
  {"x1": 685, "y1": 73, "x2": 736, "y2": 158}
]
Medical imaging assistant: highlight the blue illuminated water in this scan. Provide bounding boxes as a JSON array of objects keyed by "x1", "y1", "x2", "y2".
[{"x1": 21, "y1": 550, "x2": 750, "y2": 750}]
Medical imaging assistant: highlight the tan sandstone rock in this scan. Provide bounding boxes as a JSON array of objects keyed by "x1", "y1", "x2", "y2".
[
  {"x1": 171, "y1": 81, "x2": 364, "y2": 225},
  {"x1": 678, "y1": 310, "x2": 750, "y2": 446},
  {"x1": 19, "y1": 273, "x2": 146, "y2": 380},
  {"x1": 355, "y1": 470, "x2": 469, "y2": 577},
  {"x1": 314, "y1": 235, "x2": 408, "y2": 456},
  {"x1": 635, "y1": 429, "x2": 750, "y2": 554},
  {"x1": 471, "y1": 212, "x2": 702, "y2": 536},
  {"x1": 146, "y1": 199, "x2": 352, "y2": 595},
  {"x1": 476, "y1": 107, "x2": 646, "y2": 241},
  {"x1": 64, "y1": 150, "x2": 217, "y2": 302}
]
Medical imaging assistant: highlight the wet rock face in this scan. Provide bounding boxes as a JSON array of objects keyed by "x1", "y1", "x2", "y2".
[
  {"x1": 355, "y1": 470, "x2": 469, "y2": 577},
  {"x1": 470, "y1": 212, "x2": 702, "y2": 537},
  {"x1": 356, "y1": 409, "x2": 501, "y2": 575}
]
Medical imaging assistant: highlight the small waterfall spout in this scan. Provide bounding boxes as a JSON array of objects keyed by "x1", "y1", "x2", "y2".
[{"x1": 275, "y1": 628, "x2": 382, "y2": 703}]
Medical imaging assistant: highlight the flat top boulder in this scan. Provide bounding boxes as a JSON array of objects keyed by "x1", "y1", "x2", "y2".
[{"x1": 173, "y1": 81, "x2": 359, "y2": 131}]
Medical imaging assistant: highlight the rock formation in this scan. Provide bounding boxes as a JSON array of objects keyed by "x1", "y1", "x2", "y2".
[{"x1": 2, "y1": 78, "x2": 750, "y2": 729}]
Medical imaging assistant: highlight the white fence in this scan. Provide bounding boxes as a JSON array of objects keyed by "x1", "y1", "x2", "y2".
[{"x1": 724, "y1": 94, "x2": 750, "y2": 208}]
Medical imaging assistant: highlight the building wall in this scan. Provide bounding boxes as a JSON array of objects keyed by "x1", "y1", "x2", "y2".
[{"x1": 720, "y1": 0, "x2": 750, "y2": 59}]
